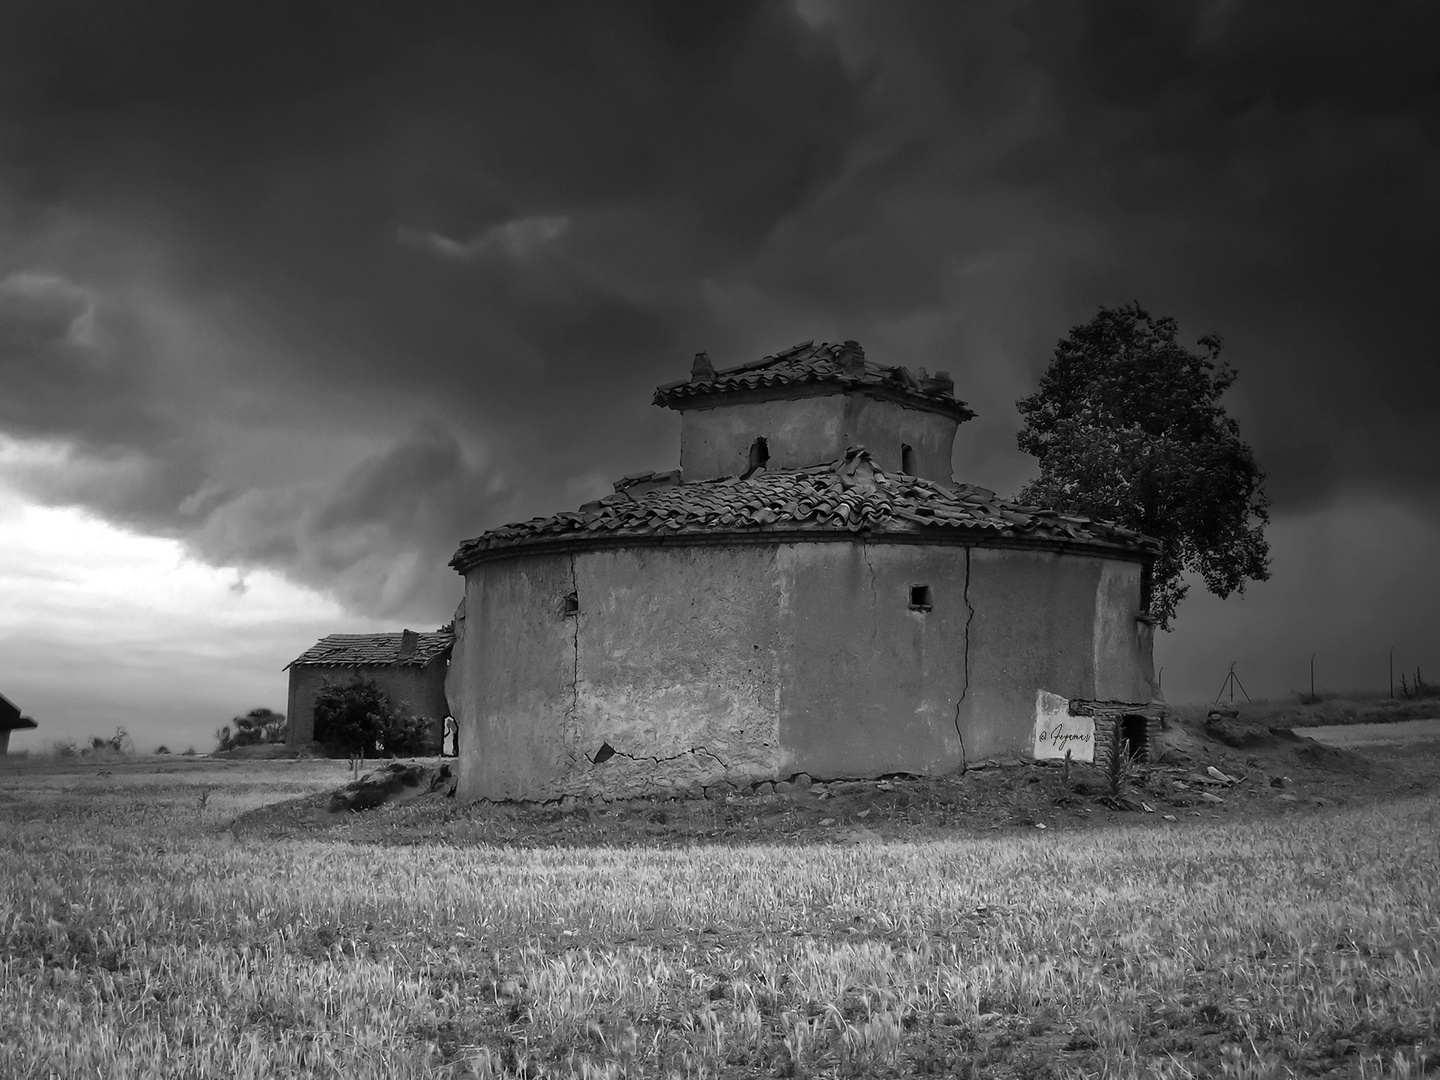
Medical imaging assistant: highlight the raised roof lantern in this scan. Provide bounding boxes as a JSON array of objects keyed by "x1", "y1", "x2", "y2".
[{"x1": 652, "y1": 340, "x2": 974, "y2": 484}]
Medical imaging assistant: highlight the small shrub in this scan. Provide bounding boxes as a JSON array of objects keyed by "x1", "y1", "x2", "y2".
[
  {"x1": 182, "y1": 747, "x2": 197, "y2": 756},
  {"x1": 1100, "y1": 725, "x2": 1142, "y2": 810},
  {"x1": 155, "y1": 745, "x2": 171, "y2": 755},
  {"x1": 83, "y1": 727, "x2": 131, "y2": 756},
  {"x1": 1105, "y1": 734, "x2": 1131, "y2": 798},
  {"x1": 216, "y1": 707, "x2": 287, "y2": 752},
  {"x1": 384, "y1": 708, "x2": 435, "y2": 756},
  {"x1": 1399, "y1": 668, "x2": 1438, "y2": 700},
  {"x1": 50, "y1": 738, "x2": 78, "y2": 758},
  {"x1": 312, "y1": 675, "x2": 432, "y2": 758}
]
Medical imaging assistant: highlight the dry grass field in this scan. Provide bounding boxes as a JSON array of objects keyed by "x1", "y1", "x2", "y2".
[
  {"x1": 1169, "y1": 691, "x2": 1440, "y2": 730},
  {"x1": 2, "y1": 744, "x2": 1438, "y2": 1079}
]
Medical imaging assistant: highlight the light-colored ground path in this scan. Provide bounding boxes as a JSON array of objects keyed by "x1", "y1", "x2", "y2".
[{"x1": 1296, "y1": 717, "x2": 1440, "y2": 747}]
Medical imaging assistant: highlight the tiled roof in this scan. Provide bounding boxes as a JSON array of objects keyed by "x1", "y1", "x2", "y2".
[
  {"x1": 452, "y1": 447, "x2": 1158, "y2": 570},
  {"x1": 286, "y1": 630, "x2": 453, "y2": 670},
  {"x1": 653, "y1": 340, "x2": 975, "y2": 421}
]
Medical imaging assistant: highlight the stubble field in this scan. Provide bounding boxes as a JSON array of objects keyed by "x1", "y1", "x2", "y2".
[{"x1": 2, "y1": 746, "x2": 1438, "y2": 1079}]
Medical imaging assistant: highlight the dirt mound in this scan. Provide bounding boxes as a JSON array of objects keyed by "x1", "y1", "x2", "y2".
[
  {"x1": 229, "y1": 760, "x2": 456, "y2": 839},
  {"x1": 221, "y1": 717, "x2": 1430, "y2": 847},
  {"x1": 1202, "y1": 720, "x2": 1296, "y2": 750},
  {"x1": 327, "y1": 762, "x2": 456, "y2": 812},
  {"x1": 1293, "y1": 740, "x2": 1373, "y2": 776}
]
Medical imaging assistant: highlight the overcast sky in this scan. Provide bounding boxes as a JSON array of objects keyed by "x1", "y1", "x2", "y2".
[{"x1": 2, "y1": 0, "x2": 1438, "y2": 752}]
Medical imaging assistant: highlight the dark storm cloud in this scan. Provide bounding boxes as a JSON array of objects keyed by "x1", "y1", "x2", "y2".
[
  {"x1": 783, "y1": 0, "x2": 1440, "y2": 510},
  {"x1": 0, "y1": 0, "x2": 859, "y2": 616},
  {"x1": 186, "y1": 431, "x2": 512, "y2": 615},
  {"x1": 1, "y1": 0, "x2": 1438, "y2": 618},
  {"x1": 0, "y1": 273, "x2": 163, "y2": 449}
]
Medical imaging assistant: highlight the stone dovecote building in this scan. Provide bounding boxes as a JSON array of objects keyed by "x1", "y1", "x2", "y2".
[
  {"x1": 448, "y1": 340, "x2": 1162, "y2": 801},
  {"x1": 285, "y1": 630, "x2": 453, "y2": 752}
]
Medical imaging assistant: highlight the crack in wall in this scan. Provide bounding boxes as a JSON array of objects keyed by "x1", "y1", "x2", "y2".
[
  {"x1": 953, "y1": 546, "x2": 973, "y2": 772},
  {"x1": 862, "y1": 541, "x2": 878, "y2": 658},
  {"x1": 565, "y1": 553, "x2": 581, "y2": 766},
  {"x1": 605, "y1": 745, "x2": 729, "y2": 770}
]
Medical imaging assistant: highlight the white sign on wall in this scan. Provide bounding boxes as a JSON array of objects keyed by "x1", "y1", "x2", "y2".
[{"x1": 1033, "y1": 689, "x2": 1094, "y2": 762}]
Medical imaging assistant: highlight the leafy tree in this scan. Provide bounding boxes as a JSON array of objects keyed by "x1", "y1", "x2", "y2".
[
  {"x1": 215, "y1": 707, "x2": 288, "y2": 752},
  {"x1": 311, "y1": 675, "x2": 431, "y2": 758},
  {"x1": 1016, "y1": 303, "x2": 1271, "y2": 629}
]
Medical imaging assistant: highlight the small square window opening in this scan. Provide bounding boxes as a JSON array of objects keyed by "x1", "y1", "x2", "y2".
[
  {"x1": 909, "y1": 584, "x2": 933, "y2": 612},
  {"x1": 562, "y1": 591, "x2": 579, "y2": 616}
]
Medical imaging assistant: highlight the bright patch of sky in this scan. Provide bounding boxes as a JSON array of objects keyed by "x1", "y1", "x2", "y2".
[{"x1": 0, "y1": 481, "x2": 372, "y2": 754}]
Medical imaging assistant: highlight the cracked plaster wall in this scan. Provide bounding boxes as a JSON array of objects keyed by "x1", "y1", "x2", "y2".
[
  {"x1": 453, "y1": 540, "x2": 1154, "y2": 801},
  {"x1": 680, "y1": 395, "x2": 958, "y2": 483},
  {"x1": 570, "y1": 547, "x2": 783, "y2": 797},
  {"x1": 962, "y1": 549, "x2": 1111, "y2": 760}
]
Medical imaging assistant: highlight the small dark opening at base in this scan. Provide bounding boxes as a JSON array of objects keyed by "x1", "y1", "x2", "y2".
[
  {"x1": 909, "y1": 584, "x2": 933, "y2": 612},
  {"x1": 591, "y1": 741, "x2": 615, "y2": 764},
  {"x1": 562, "y1": 591, "x2": 579, "y2": 616},
  {"x1": 747, "y1": 436, "x2": 770, "y2": 473},
  {"x1": 1120, "y1": 714, "x2": 1148, "y2": 760}
]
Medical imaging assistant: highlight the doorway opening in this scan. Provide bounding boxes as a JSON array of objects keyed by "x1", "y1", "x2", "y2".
[{"x1": 1119, "y1": 714, "x2": 1149, "y2": 761}]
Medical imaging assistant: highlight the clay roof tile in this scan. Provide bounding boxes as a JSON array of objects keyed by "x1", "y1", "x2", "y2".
[
  {"x1": 653, "y1": 340, "x2": 976, "y2": 421},
  {"x1": 450, "y1": 449, "x2": 1161, "y2": 570},
  {"x1": 286, "y1": 631, "x2": 454, "y2": 670}
]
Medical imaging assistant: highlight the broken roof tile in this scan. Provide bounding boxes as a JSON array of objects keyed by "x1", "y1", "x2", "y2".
[
  {"x1": 286, "y1": 630, "x2": 454, "y2": 670},
  {"x1": 652, "y1": 340, "x2": 976, "y2": 421}
]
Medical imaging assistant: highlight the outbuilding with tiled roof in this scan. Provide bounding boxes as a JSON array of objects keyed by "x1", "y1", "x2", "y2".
[
  {"x1": 285, "y1": 630, "x2": 453, "y2": 752},
  {"x1": 447, "y1": 342, "x2": 1163, "y2": 801},
  {"x1": 0, "y1": 691, "x2": 37, "y2": 755}
]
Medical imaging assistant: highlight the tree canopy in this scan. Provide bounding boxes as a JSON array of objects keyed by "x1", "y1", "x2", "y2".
[
  {"x1": 312, "y1": 675, "x2": 431, "y2": 758},
  {"x1": 1016, "y1": 303, "x2": 1271, "y2": 630},
  {"x1": 215, "y1": 707, "x2": 287, "y2": 752}
]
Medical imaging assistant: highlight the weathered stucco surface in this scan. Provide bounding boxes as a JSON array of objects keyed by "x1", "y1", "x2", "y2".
[
  {"x1": 575, "y1": 548, "x2": 783, "y2": 793},
  {"x1": 1092, "y1": 560, "x2": 1157, "y2": 701},
  {"x1": 288, "y1": 662, "x2": 449, "y2": 751},
  {"x1": 448, "y1": 553, "x2": 575, "y2": 799},
  {"x1": 454, "y1": 538, "x2": 1154, "y2": 801},
  {"x1": 960, "y1": 548, "x2": 1100, "y2": 760},
  {"x1": 775, "y1": 542, "x2": 967, "y2": 778},
  {"x1": 680, "y1": 395, "x2": 958, "y2": 483}
]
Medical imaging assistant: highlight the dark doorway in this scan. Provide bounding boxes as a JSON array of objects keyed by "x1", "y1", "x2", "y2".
[{"x1": 1119, "y1": 714, "x2": 1148, "y2": 760}]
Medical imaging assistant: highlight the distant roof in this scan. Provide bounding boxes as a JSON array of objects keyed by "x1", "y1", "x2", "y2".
[
  {"x1": 452, "y1": 447, "x2": 1158, "y2": 570},
  {"x1": 286, "y1": 630, "x2": 454, "y2": 670},
  {"x1": 0, "y1": 691, "x2": 36, "y2": 732},
  {"x1": 653, "y1": 340, "x2": 976, "y2": 421}
]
